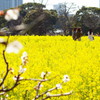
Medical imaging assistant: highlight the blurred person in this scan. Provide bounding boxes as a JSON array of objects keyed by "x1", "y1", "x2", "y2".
[
  {"x1": 72, "y1": 28, "x2": 77, "y2": 40},
  {"x1": 87, "y1": 29, "x2": 94, "y2": 41},
  {"x1": 72, "y1": 28, "x2": 82, "y2": 41}
]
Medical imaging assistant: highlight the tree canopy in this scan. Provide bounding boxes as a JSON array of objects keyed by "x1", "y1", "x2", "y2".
[
  {"x1": 23, "y1": 9, "x2": 58, "y2": 35},
  {"x1": 0, "y1": 2, "x2": 100, "y2": 35},
  {"x1": 75, "y1": 6, "x2": 100, "y2": 34}
]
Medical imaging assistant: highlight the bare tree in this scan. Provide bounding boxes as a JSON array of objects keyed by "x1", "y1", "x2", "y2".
[
  {"x1": 55, "y1": 2, "x2": 77, "y2": 35},
  {"x1": 33, "y1": 0, "x2": 49, "y2": 6}
]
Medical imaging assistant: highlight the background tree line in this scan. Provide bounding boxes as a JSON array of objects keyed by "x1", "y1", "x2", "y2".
[{"x1": 0, "y1": 2, "x2": 100, "y2": 36}]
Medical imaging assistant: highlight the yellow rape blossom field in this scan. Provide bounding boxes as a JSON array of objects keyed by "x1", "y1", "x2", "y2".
[{"x1": 0, "y1": 36, "x2": 100, "y2": 100}]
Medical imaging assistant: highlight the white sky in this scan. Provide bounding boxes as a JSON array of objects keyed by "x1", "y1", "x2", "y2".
[{"x1": 23, "y1": 0, "x2": 100, "y2": 9}]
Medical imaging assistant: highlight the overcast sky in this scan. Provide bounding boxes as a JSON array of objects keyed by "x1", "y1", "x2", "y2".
[{"x1": 23, "y1": 0, "x2": 100, "y2": 9}]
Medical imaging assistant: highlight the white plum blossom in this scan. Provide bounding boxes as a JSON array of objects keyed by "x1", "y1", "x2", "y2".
[
  {"x1": 40, "y1": 72, "x2": 51, "y2": 78},
  {"x1": 13, "y1": 76, "x2": 17, "y2": 81},
  {"x1": 41, "y1": 72, "x2": 46, "y2": 78},
  {"x1": 0, "y1": 79, "x2": 3, "y2": 82},
  {"x1": 19, "y1": 65, "x2": 27, "y2": 73},
  {"x1": 13, "y1": 76, "x2": 23, "y2": 81},
  {"x1": 5, "y1": 94, "x2": 9, "y2": 97},
  {"x1": 22, "y1": 52, "x2": 28, "y2": 57},
  {"x1": 0, "y1": 38, "x2": 6, "y2": 43},
  {"x1": 21, "y1": 52, "x2": 28, "y2": 65},
  {"x1": 47, "y1": 72, "x2": 51, "y2": 75},
  {"x1": 56, "y1": 84, "x2": 62, "y2": 89},
  {"x1": 5, "y1": 8, "x2": 20, "y2": 21},
  {"x1": 6, "y1": 41, "x2": 23, "y2": 54},
  {"x1": 46, "y1": 92, "x2": 51, "y2": 96},
  {"x1": 62, "y1": 75, "x2": 70, "y2": 83},
  {"x1": 19, "y1": 77, "x2": 24, "y2": 80}
]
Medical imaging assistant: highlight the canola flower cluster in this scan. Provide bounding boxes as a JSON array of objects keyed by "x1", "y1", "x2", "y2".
[{"x1": 0, "y1": 36, "x2": 100, "y2": 100}]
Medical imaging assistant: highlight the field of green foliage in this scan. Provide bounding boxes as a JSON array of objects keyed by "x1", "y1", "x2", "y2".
[{"x1": 0, "y1": 36, "x2": 100, "y2": 100}]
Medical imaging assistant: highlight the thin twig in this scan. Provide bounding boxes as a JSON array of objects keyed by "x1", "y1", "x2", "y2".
[
  {"x1": 34, "y1": 72, "x2": 48, "y2": 100},
  {"x1": 0, "y1": 36, "x2": 10, "y2": 86},
  {"x1": 19, "y1": 78, "x2": 48, "y2": 82},
  {"x1": 0, "y1": 92, "x2": 6, "y2": 95},
  {"x1": 0, "y1": 74, "x2": 20, "y2": 92},
  {"x1": 42, "y1": 91, "x2": 72, "y2": 100},
  {"x1": 36, "y1": 87, "x2": 57, "y2": 99},
  {"x1": 23, "y1": 90, "x2": 28, "y2": 100}
]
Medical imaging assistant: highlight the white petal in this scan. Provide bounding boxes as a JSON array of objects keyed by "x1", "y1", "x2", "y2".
[
  {"x1": 62, "y1": 75, "x2": 70, "y2": 83},
  {"x1": 19, "y1": 68, "x2": 27, "y2": 73},
  {"x1": 6, "y1": 41, "x2": 23, "y2": 53},
  {"x1": 5, "y1": 9, "x2": 20, "y2": 21},
  {"x1": 46, "y1": 92, "x2": 51, "y2": 96},
  {"x1": 41, "y1": 72, "x2": 46, "y2": 78},
  {"x1": 5, "y1": 14, "x2": 12, "y2": 21},
  {"x1": 0, "y1": 38, "x2": 5, "y2": 43},
  {"x1": 56, "y1": 84, "x2": 62, "y2": 89},
  {"x1": 22, "y1": 52, "x2": 28, "y2": 57}
]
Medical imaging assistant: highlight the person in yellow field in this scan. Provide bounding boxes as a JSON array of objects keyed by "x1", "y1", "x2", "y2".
[
  {"x1": 87, "y1": 29, "x2": 94, "y2": 41},
  {"x1": 72, "y1": 28, "x2": 82, "y2": 41}
]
